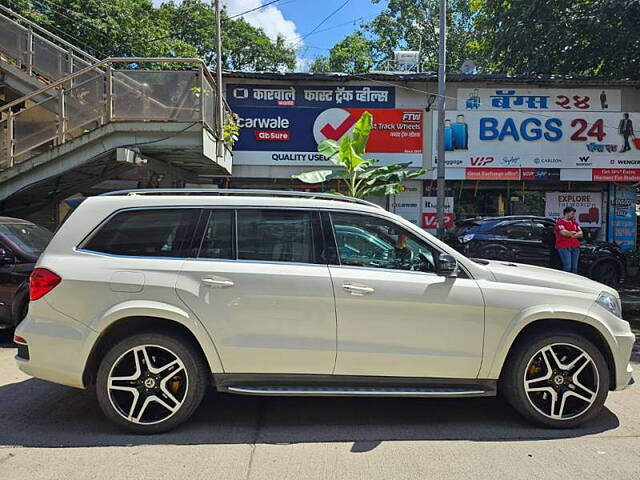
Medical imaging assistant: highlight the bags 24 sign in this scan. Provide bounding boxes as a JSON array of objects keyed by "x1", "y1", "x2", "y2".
[{"x1": 435, "y1": 110, "x2": 640, "y2": 169}]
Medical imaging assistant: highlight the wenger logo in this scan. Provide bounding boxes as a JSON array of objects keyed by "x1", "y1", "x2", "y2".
[{"x1": 470, "y1": 156, "x2": 494, "y2": 166}]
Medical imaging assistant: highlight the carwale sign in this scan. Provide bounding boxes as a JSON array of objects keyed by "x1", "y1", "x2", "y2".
[{"x1": 232, "y1": 107, "x2": 423, "y2": 166}]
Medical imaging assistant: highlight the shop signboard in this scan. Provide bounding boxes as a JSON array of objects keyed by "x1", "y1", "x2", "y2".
[
  {"x1": 521, "y1": 168, "x2": 561, "y2": 182},
  {"x1": 607, "y1": 185, "x2": 637, "y2": 251},
  {"x1": 592, "y1": 168, "x2": 640, "y2": 182},
  {"x1": 422, "y1": 196, "x2": 454, "y2": 230},
  {"x1": 457, "y1": 88, "x2": 621, "y2": 112},
  {"x1": 434, "y1": 111, "x2": 640, "y2": 169},
  {"x1": 392, "y1": 181, "x2": 422, "y2": 226},
  {"x1": 228, "y1": 84, "x2": 395, "y2": 109},
  {"x1": 545, "y1": 192, "x2": 603, "y2": 227},
  {"x1": 465, "y1": 168, "x2": 520, "y2": 180},
  {"x1": 231, "y1": 106, "x2": 423, "y2": 166}
]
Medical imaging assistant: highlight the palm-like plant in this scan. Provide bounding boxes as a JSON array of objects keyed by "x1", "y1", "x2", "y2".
[{"x1": 292, "y1": 112, "x2": 426, "y2": 198}]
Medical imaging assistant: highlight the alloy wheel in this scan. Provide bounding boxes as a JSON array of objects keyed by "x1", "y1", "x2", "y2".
[
  {"x1": 523, "y1": 343, "x2": 599, "y2": 420},
  {"x1": 107, "y1": 345, "x2": 188, "y2": 425}
]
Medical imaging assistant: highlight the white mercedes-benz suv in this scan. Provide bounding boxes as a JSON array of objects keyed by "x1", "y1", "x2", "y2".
[{"x1": 14, "y1": 190, "x2": 635, "y2": 433}]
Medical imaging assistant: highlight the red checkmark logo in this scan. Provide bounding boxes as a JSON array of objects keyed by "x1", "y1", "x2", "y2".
[{"x1": 320, "y1": 112, "x2": 359, "y2": 140}]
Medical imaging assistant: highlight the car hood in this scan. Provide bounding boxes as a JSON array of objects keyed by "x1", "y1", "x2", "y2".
[{"x1": 478, "y1": 259, "x2": 615, "y2": 296}]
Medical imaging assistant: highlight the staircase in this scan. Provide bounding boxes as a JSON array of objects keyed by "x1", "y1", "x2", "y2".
[{"x1": 0, "y1": 6, "x2": 232, "y2": 224}]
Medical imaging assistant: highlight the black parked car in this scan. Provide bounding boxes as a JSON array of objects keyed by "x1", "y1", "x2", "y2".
[
  {"x1": 446, "y1": 215, "x2": 626, "y2": 286},
  {"x1": 0, "y1": 217, "x2": 53, "y2": 330}
]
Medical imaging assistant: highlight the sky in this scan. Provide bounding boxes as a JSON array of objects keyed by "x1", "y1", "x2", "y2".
[{"x1": 153, "y1": 0, "x2": 387, "y2": 70}]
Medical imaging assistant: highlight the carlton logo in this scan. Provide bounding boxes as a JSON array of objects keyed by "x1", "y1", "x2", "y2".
[{"x1": 470, "y1": 156, "x2": 495, "y2": 166}]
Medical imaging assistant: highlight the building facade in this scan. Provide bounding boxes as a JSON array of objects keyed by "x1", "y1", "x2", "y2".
[{"x1": 223, "y1": 72, "x2": 640, "y2": 251}]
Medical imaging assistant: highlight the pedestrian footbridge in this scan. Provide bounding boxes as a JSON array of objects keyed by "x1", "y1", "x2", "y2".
[{"x1": 0, "y1": 5, "x2": 231, "y2": 223}]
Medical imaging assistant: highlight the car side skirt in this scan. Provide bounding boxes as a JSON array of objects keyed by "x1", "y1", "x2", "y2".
[{"x1": 214, "y1": 374, "x2": 497, "y2": 398}]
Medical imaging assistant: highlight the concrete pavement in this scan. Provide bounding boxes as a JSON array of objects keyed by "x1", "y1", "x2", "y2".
[{"x1": 0, "y1": 332, "x2": 639, "y2": 480}]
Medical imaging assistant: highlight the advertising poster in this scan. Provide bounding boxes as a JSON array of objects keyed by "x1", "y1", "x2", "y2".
[
  {"x1": 457, "y1": 88, "x2": 621, "y2": 112},
  {"x1": 434, "y1": 110, "x2": 640, "y2": 169},
  {"x1": 608, "y1": 185, "x2": 637, "y2": 251},
  {"x1": 227, "y1": 84, "x2": 424, "y2": 166},
  {"x1": 391, "y1": 181, "x2": 422, "y2": 226},
  {"x1": 545, "y1": 192, "x2": 603, "y2": 227},
  {"x1": 592, "y1": 169, "x2": 640, "y2": 182},
  {"x1": 422, "y1": 196, "x2": 454, "y2": 230}
]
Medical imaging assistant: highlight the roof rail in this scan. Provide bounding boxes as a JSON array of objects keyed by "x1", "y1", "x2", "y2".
[{"x1": 99, "y1": 188, "x2": 385, "y2": 210}]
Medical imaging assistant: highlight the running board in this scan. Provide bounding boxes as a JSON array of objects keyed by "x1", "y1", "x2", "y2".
[{"x1": 225, "y1": 385, "x2": 488, "y2": 397}]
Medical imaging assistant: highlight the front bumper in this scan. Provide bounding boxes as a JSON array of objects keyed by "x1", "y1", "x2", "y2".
[{"x1": 612, "y1": 329, "x2": 635, "y2": 391}]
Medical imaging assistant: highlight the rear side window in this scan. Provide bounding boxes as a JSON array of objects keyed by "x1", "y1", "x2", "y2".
[
  {"x1": 236, "y1": 209, "x2": 323, "y2": 264},
  {"x1": 197, "y1": 210, "x2": 234, "y2": 259},
  {"x1": 83, "y1": 209, "x2": 199, "y2": 257}
]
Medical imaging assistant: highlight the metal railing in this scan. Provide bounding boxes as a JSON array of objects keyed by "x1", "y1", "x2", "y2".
[
  {"x1": 0, "y1": 58, "x2": 231, "y2": 170},
  {"x1": 0, "y1": 4, "x2": 100, "y2": 83}
]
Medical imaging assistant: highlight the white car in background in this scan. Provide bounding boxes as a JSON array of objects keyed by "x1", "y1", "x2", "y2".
[{"x1": 14, "y1": 190, "x2": 635, "y2": 433}]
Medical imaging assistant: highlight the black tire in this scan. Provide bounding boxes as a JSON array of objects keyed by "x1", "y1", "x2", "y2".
[
  {"x1": 96, "y1": 332, "x2": 208, "y2": 434},
  {"x1": 500, "y1": 331, "x2": 609, "y2": 429},
  {"x1": 591, "y1": 261, "x2": 620, "y2": 286}
]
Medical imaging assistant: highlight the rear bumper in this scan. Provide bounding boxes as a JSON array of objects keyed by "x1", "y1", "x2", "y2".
[{"x1": 14, "y1": 301, "x2": 97, "y2": 389}]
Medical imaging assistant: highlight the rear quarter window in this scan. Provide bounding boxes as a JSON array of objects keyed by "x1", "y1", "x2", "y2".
[{"x1": 82, "y1": 208, "x2": 199, "y2": 257}]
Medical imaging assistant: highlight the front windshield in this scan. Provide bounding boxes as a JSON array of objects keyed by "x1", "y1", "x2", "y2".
[{"x1": 0, "y1": 223, "x2": 53, "y2": 257}]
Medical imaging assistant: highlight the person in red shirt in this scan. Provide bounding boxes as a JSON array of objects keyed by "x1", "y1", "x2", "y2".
[{"x1": 554, "y1": 206, "x2": 583, "y2": 273}]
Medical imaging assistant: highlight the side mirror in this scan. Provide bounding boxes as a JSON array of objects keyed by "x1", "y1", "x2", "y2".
[{"x1": 437, "y1": 253, "x2": 458, "y2": 277}]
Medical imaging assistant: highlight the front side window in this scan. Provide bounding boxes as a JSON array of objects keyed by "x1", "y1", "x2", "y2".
[
  {"x1": 237, "y1": 209, "x2": 322, "y2": 264},
  {"x1": 83, "y1": 208, "x2": 199, "y2": 257},
  {"x1": 331, "y1": 212, "x2": 438, "y2": 272}
]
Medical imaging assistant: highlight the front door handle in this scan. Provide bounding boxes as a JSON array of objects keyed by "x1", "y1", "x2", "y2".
[
  {"x1": 343, "y1": 282, "x2": 375, "y2": 295},
  {"x1": 202, "y1": 276, "x2": 234, "y2": 288}
]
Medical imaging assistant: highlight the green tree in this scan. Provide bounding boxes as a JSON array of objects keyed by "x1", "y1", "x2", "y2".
[
  {"x1": 365, "y1": 0, "x2": 476, "y2": 72},
  {"x1": 471, "y1": 0, "x2": 640, "y2": 76},
  {"x1": 292, "y1": 112, "x2": 426, "y2": 198},
  {"x1": 310, "y1": 32, "x2": 374, "y2": 74},
  {"x1": 2, "y1": 0, "x2": 296, "y2": 71}
]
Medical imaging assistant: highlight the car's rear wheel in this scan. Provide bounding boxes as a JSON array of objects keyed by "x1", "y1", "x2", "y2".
[
  {"x1": 501, "y1": 332, "x2": 609, "y2": 428},
  {"x1": 96, "y1": 332, "x2": 208, "y2": 434},
  {"x1": 591, "y1": 261, "x2": 620, "y2": 286}
]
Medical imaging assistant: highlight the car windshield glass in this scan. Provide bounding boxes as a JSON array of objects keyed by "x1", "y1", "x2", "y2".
[{"x1": 0, "y1": 223, "x2": 53, "y2": 256}]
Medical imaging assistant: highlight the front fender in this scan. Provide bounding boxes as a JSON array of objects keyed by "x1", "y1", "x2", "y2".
[
  {"x1": 92, "y1": 300, "x2": 224, "y2": 374},
  {"x1": 482, "y1": 304, "x2": 618, "y2": 380}
]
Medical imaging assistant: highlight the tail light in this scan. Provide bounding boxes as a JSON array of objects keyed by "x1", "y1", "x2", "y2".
[{"x1": 29, "y1": 268, "x2": 61, "y2": 301}]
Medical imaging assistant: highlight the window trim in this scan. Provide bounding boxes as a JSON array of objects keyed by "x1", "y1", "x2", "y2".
[
  {"x1": 76, "y1": 206, "x2": 202, "y2": 259},
  {"x1": 192, "y1": 208, "x2": 236, "y2": 260}
]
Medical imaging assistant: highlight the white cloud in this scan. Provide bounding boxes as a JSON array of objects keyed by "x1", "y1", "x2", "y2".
[{"x1": 223, "y1": 0, "x2": 302, "y2": 46}]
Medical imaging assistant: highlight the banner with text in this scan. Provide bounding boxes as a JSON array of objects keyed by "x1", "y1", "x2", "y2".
[
  {"x1": 544, "y1": 192, "x2": 603, "y2": 227},
  {"x1": 457, "y1": 88, "x2": 621, "y2": 112},
  {"x1": 608, "y1": 185, "x2": 637, "y2": 251},
  {"x1": 232, "y1": 107, "x2": 423, "y2": 166},
  {"x1": 434, "y1": 111, "x2": 640, "y2": 169},
  {"x1": 422, "y1": 196, "x2": 454, "y2": 230}
]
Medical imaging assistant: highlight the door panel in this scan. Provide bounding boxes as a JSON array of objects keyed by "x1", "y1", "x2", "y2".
[
  {"x1": 330, "y1": 266, "x2": 484, "y2": 378},
  {"x1": 328, "y1": 211, "x2": 485, "y2": 379},
  {"x1": 177, "y1": 261, "x2": 337, "y2": 374},
  {"x1": 176, "y1": 208, "x2": 337, "y2": 375}
]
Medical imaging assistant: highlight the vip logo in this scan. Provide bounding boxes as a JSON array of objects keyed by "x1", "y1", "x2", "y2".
[{"x1": 470, "y1": 156, "x2": 495, "y2": 166}]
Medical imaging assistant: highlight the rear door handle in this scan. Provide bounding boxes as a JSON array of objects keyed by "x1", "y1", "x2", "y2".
[
  {"x1": 343, "y1": 283, "x2": 375, "y2": 295},
  {"x1": 202, "y1": 276, "x2": 234, "y2": 288}
]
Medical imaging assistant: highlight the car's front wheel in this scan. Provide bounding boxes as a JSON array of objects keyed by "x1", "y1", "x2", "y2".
[
  {"x1": 96, "y1": 332, "x2": 208, "y2": 434},
  {"x1": 501, "y1": 332, "x2": 609, "y2": 428}
]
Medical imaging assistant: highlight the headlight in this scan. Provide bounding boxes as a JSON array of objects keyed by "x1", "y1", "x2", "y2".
[
  {"x1": 458, "y1": 233, "x2": 475, "y2": 243},
  {"x1": 596, "y1": 291, "x2": 622, "y2": 318}
]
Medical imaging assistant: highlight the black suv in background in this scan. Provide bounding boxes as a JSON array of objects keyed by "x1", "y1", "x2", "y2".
[
  {"x1": 0, "y1": 217, "x2": 52, "y2": 330},
  {"x1": 446, "y1": 216, "x2": 626, "y2": 286}
]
